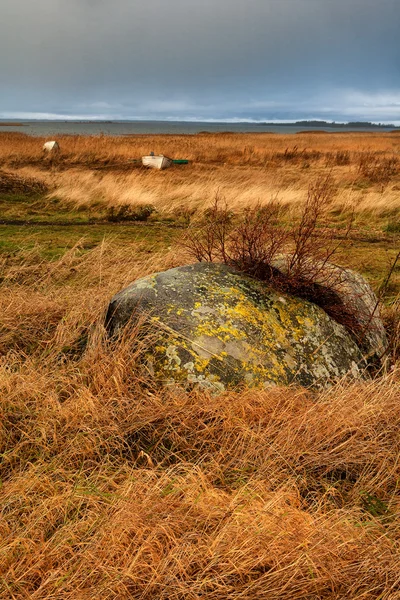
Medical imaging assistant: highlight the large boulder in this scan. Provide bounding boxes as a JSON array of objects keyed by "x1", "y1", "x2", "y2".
[{"x1": 106, "y1": 263, "x2": 365, "y2": 392}]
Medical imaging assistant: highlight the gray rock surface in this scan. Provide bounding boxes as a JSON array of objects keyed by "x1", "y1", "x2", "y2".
[
  {"x1": 106, "y1": 263, "x2": 365, "y2": 392},
  {"x1": 271, "y1": 256, "x2": 388, "y2": 364}
]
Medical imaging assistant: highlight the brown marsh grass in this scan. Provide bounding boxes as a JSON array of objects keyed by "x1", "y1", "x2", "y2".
[
  {"x1": 1, "y1": 130, "x2": 400, "y2": 165},
  {"x1": 0, "y1": 240, "x2": 399, "y2": 599},
  {"x1": 0, "y1": 132, "x2": 400, "y2": 598},
  {"x1": 1, "y1": 131, "x2": 400, "y2": 216}
]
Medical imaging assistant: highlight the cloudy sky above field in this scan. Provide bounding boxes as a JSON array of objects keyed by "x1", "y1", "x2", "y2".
[{"x1": 1, "y1": 0, "x2": 399, "y2": 123}]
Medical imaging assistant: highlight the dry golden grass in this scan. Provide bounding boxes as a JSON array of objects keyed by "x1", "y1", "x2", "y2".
[
  {"x1": 0, "y1": 240, "x2": 400, "y2": 599},
  {"x1": 1, "y1": 131, "x2": 400, "y2": 216},
  {"x1": 1, "y1": 132, "x2": 399, "y2": 598},
  {"x1": 1, "y1": 130, "x2": 400, "y2": 165}
]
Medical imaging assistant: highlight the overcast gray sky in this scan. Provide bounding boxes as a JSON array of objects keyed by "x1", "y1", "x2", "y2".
[{"x1": 1, "y1": 0, "x2": 399, "y2": 122}]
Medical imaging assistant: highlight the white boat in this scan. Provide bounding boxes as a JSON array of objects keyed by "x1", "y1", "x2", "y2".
[
  {"x1": 43, "y1": 140, "x2": 60, "y2": 153},
  {"x1": 142, "y1": 154, "x2": 173, "y2": 170}
]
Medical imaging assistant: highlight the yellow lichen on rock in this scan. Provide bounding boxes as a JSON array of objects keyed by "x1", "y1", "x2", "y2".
[{"x1": 107, "y1": 262, "x2": 366, "y2": 392}]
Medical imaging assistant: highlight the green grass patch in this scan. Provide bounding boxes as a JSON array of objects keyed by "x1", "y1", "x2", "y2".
[
  {"x1": 0, "y1": 191, "x2": 106, "y2": 223},
  {"x1": 0, "y1": 222, "x2": 179, "y2": 259}
]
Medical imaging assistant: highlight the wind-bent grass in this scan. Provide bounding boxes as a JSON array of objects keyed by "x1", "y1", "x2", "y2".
[
  {"x1": 0, "y1": 132, "x2": 400, "y2": 598},
  {"x1": 1, "y1": 130, "x2": 400, "y2": 165},
  {"x1": 0, "y1": 240, "x2": 399, "y2": 599},
  {"x1": 1, "y1": 131, "x2": 400, "y2": 216}
]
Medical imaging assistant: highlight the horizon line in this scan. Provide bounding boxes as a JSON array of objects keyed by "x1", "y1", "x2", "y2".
[{"x1": 1, "y1": 116, "x2": 399, "y2": 127}]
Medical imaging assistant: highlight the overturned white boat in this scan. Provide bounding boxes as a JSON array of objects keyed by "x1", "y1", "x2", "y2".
[
  {"x1": 43, "y1": 140, "x2": 60, "y2": 153},
  {"x1": 142, "y1": 154, "x2": 173, "y2": 170}
]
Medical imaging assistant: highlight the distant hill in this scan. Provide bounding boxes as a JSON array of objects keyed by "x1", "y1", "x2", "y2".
[{"x1": 258, "y1": 120, "x2": 399, "y2": 129}]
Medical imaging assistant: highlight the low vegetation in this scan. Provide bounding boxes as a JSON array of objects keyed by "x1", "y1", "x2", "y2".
[{"x1": 0, "y1": 131, "x2": 399, "y2": 598}]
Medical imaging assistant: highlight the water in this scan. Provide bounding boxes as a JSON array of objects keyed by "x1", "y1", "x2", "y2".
[{"x1": 0, "y1": 120, "x2": 396, "y2": 137}]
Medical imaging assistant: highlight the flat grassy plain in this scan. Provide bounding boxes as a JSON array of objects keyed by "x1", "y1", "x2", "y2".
[{"x1": 0, "y1": 132, "x2": 399, "y2": 599}]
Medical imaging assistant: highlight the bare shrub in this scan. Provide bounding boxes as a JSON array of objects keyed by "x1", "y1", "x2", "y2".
[
  {"x1": 225, "y1": 201, "x2": 289, "y2": 279},
  {"x1": 285, "y1": 175, "x2": 337, "y2": 279},
  {"x1": 181, "y1": 176, "x2": 362, "y2": 342}
]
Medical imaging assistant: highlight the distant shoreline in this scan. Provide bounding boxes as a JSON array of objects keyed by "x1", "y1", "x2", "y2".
[
  {"x1": 257, "y1": 120, "x2": 399, "y2": 130},
  {"x1": 0, "y1": 119, "x2": 399, "y2": 129},
  {"x1": 0, "y1": 119, "x2": 398, "y2": 136}
]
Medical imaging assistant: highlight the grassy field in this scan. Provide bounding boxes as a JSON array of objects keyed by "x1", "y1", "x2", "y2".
[
  {"x1": 0, "y1": 132, "x2": 399, "y2": 599},
  {"x1": 1, "y1": 130, "x2": 400, "y2": 216}
]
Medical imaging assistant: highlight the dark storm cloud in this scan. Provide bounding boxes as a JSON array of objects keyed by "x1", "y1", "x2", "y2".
[{"x1": 1, "y1": 0, "x2": 399, "y2": 121}]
